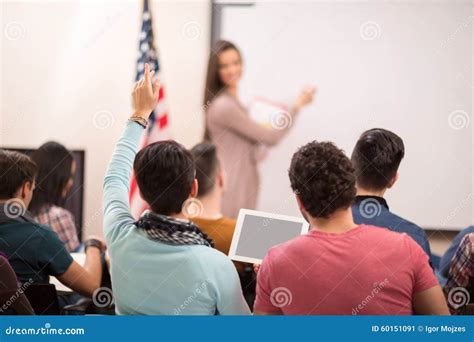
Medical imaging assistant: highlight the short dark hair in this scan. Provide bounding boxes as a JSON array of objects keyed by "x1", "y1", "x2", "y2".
[
  {"x1": 351, "y1": 128, "x2": 405, "y2": 191},
  {"x1": 289, "y1": 141, "x2": 356, "y2": 219},
  {"x1": 29, "y1": 141, "x2": 74, "y2": 214},
  {"x1": 0, "y1": 150, "x2": 37, "y2": 199},
  {"x1": 133, "y1": 141, "x2": 195, "y2": 216},
  {"x1": 190, "y1": 142, "x2": 220, "y2": 198}
]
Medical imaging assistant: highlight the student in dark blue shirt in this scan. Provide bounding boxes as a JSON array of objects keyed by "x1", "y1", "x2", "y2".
[
  {"x1": 350, "y1": 128, "x2": 432, "y2": 259},
  {"x1": 0, "y1": 150, "x2": 104, "y2": 299}
]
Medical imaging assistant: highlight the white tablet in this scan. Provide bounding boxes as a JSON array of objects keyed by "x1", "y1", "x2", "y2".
[{"x1": 229, "y1": 209, "x2": 310, "y2": 264}]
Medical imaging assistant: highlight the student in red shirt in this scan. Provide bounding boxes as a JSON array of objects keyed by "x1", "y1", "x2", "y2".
[{"x1": 254, "y1": 141, "x2": 449, "y2": 315}]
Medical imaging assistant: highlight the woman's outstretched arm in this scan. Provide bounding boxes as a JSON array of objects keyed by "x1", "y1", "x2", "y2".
[{"x1": 208, "y1": 87, "x2": 315, "y2": 146}]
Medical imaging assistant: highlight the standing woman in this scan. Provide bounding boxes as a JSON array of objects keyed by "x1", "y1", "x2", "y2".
[
  {"x1": 29, "y1": 142, "x2": 81, "y2": 252},
  {"x1": 204, "y1": 40, "x2": 316, "y2": 217}
]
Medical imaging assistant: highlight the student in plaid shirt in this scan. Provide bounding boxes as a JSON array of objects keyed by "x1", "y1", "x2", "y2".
[
  {"x1": 444, "y1": 233, "x2": 474, "y2": 314},
  {"x1": 34, "y1": 205, "x2": 80, "y2": 252},
  {"x1": 29, "y1": 142, "x2": 80, "y2": 252}
]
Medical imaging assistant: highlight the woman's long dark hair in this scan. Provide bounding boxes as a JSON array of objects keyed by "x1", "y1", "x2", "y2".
[
  {"x1": 203, "y1": 40, "x2": 241, "y2": 141},
  {"x1": 29, "y1": 141, "x2": 74, "y2": 214}
]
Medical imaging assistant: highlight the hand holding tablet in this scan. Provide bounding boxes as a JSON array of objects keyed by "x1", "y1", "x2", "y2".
[{"x1": 229, "y1": 209, "x2": 309, "y2": 264}]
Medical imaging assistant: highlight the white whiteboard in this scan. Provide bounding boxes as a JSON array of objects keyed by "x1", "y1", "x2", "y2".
[{"x1": 218, "y1": 0, "x2": 473, "y2": 230}]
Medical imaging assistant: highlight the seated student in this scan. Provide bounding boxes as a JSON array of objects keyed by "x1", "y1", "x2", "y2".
[
  {"x1": 440, "y1": 226, "x2": 474, "y2": 279},
  {"x1": 254, "y1": 141, "x2": 449, "y2": 315},
  {"x1": 189, "y1": 142, "x2": 255, "y2": 308},
  {"x1": 29, "y1": 141, "x2": 81, "y2": 252},
  {"x1": 444, "y1": 233, "x2": 473, "y2": 315},
  {"x1": 103, "y1": 64, "x2": 250, "y2": 315},
  {"x1": 350, "y1": 128, "x2": 431, "y2": 258},
  {"x1": 189, "y1": 142, "x2": 246, "y2": 272},
  {"x1": 0, "y1": 150, "x2": 105, "y2": 305}
]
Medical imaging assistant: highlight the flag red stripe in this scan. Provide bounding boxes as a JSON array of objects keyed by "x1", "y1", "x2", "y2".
[
  {"x1": 129, "y1": 175, "x2": 138, "y2": 201},
  {"x1": 131, "y1": 8, "x2": 170, "y2": 217},
  {"x1": 129, "y1": 134, "x2": 149, "y2": 201},
  {"x1": 158, "y1": 114, "x2": 168, "y2": 129}
]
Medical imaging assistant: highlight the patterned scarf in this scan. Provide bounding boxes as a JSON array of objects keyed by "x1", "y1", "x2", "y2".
[{"x1": 135, "y1": 211, "x2": 214, "y2": 248}]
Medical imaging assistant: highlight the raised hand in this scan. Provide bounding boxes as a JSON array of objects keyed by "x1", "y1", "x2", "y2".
[
  {"x1": 293, "y1": 85, "x2": 317, "y2": 112},
  {"x1": 131, "y1": 63, "x2": 161, "y2": 120}
]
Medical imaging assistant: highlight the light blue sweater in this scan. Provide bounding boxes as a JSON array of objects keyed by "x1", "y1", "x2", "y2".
[{"x1": 103, "y1": 121, "x2": 251, "y2": 315}]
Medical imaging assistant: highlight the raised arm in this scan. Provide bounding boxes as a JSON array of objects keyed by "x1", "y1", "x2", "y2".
[
  {"x1": 208, "y1": 87, "x2": 315, "y2": 146},
  {"x1": 103, "y1": 63, "x2": 160, "y2": 243}
]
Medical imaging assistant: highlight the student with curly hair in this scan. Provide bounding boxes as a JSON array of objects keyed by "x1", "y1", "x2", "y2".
[{"x1": 254, "y1": 141, "x2": 449, "y2": 315}]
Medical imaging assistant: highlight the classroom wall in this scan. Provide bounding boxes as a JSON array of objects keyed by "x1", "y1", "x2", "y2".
[{"x1": 0, "y1": 0, "x2": 211, "y2": 236}]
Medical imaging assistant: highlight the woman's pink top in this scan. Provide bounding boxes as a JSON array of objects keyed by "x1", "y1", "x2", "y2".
[{"x1": 206, "y1": 92, "x2": 297, "y2": 217}]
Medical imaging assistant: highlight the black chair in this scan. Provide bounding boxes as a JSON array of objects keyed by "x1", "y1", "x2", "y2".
[
  {"x1": 23, "y1": 284, "x2": 102, "y2": 315},
  {"x1": 239, "y1": 266, "x2": 256, "y2": 311},
  {"x1": 23, "y1": 284, "x2": 60, "y2": 315}
]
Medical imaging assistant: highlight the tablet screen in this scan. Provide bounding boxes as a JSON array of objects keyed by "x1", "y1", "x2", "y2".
[{"x1": 233, "y1": 213, "x2": 308, "y2": 262}]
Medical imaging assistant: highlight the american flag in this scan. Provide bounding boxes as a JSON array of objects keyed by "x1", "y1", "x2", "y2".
[{"x1": 129, "y1": 0, "x2": 171, "y2": 218}]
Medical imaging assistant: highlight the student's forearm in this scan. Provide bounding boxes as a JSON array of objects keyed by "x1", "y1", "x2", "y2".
[
  {"x1": 82, "y1": 248, "x2": 102, "y2": 289},
  {"x1": 66, "y1": 248, "x2": 102, "y2": 297},
  {"x1": 103, "y1": 120, "x2": 144, "y2": 237},
  {"x1": 58, "y1": 255, "x2": 102, "y2": 298},
  {"x1": 103, "y1": 120, "x2": 144, "y2": 193}
]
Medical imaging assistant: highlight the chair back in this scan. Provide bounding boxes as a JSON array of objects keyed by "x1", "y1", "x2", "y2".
[
  {"x1": 24, "y1": 284, "x2": 60, "y2": 315},
  {"x1": 0, "y1": 255, "x2": 34, "y2": 315}
]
